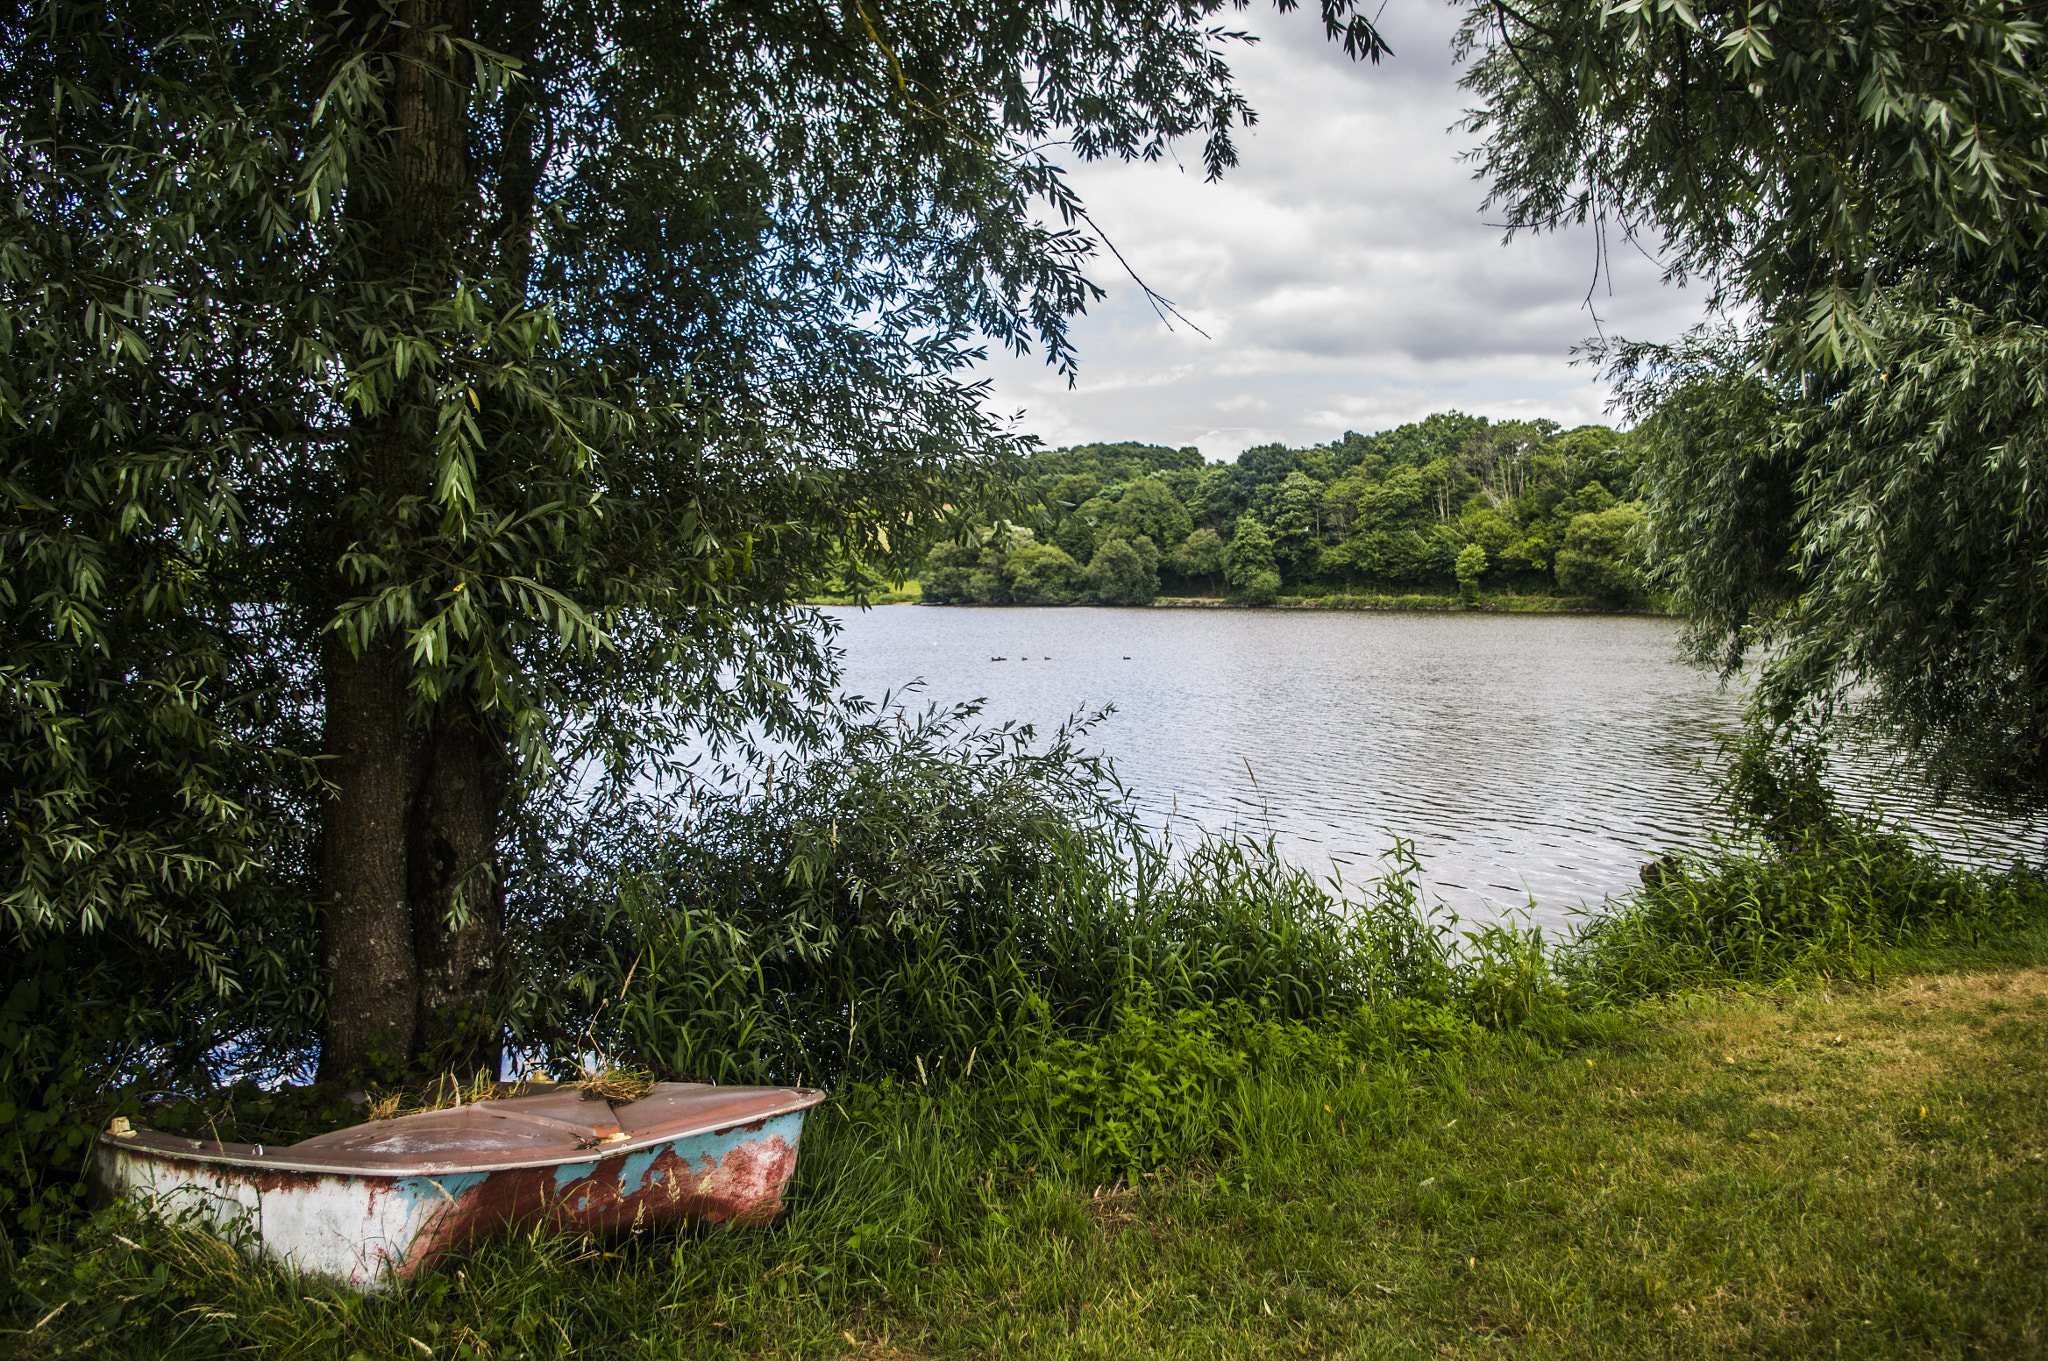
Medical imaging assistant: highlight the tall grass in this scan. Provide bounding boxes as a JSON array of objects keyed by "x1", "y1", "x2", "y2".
[
  {"x1": 491, "y1": 701, "x2": 2048, "y2": 1151},
  {"x1": 488, "y1": 705, "x2": 2048, "y2": 1203},
  {"x1": 1558, "y1": 728, "x2": 2048, "y2": 1003},
  {"x1": 508, "y1": 698, "x2": 1467, "y2": 1096},
  {"x1": 1561, "y1": 830, "x2": 2045, "y2": 1001},
  {"x1": 9, "y1": 697, "x2": 2047, "y2": 1347},
  {"x1": 4, "y1": 1012, "x2": 1503, "y2": 1357},
  {"x1": 8, "y1": 712, "x2": 2048, "y2": 1355}
]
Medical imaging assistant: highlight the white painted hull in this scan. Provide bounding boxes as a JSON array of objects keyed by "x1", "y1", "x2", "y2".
[{"x1": 93, "y1": 1084, "x2": 823, "y2": 1290}]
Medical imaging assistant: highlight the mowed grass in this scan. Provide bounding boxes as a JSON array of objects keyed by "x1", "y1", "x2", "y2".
[
  {"x1": 16, "y1": 955, "x2": 2046, "y2": 1359},
  {"x1": 803, "y1": 580, "x2": 923, "y2": 606},
  {"x1": 825, "y1": 968, "x2": 2048, "y2": 1360}
]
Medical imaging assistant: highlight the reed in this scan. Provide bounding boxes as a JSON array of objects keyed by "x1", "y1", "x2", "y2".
[
  {"x1": 509, "y1": 698, "x2": 1470, "y2": 1098},
  {"x1": 1560, "y1": 828, "x2": 2048, "y2": 1004}
]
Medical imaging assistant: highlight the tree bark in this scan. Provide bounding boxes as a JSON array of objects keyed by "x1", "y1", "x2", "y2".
[
  {"x1": 318, "y1": 635, "x2": 416, "y2": 1079},
  {"x1": 487, "y1": 0, "x2": 544, "y2": 297},
  {"x1": 318, "y1": 0, "x2": 478, "y2": 1079},
  {"x1": 409, "y1": 716, "x2": 508, "y2": 1069},
  {"x1": 384, "y1": 0, "x2": 541, "y2": 1079}
]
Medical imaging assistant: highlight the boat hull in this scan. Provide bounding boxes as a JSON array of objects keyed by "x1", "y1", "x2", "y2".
[{"x1": 94, "y1": 1107, "x2": 808, "y2": 1290}]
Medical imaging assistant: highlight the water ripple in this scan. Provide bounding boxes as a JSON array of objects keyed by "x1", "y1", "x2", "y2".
[{"x1": 824, "y1": 606, "x2": 2044, "y2": 930}]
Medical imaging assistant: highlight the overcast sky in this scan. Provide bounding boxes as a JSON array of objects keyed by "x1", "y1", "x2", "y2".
[{"x1": 978, "y1": 3, "x2": 1714, "y2": 461}]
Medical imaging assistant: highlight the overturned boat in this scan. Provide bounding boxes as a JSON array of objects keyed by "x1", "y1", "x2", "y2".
[{"x1": 93, "y1": 1082, "x2": 826, "y2": 1291}]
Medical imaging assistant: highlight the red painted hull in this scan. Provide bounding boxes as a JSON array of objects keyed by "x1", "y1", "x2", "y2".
[{"x1": 94, "y1": 1084, "x2": 825, "y2": 1289}]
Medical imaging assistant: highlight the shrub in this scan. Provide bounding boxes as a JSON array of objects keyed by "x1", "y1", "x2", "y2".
[
  {"x1": 918, "y1": 540, "x2": 982, "y2": 603},
  {"x1": 1563, "y1": 831, "x2": 2047, "y2": 1002},
  {"x1": 1102, "y1": 478, "x2": 1192, "y2": 549},
  {"x1": 1455, "y1": 542, "x2": 1487, "y2": 604},
  {"x1": 1084, "y1": 537, "x2": 1158, "y2": 605},
  {"x1": 1006, "y1": 541, "x2": 1085, "y2": 604},
  {"x1": 509, "y1": 704, "x2": 1452, "y2": 1095},
  {"x1": 1224, "y1": 516, "x2": 1276, "y2": 591},
  {"x1": 1342, "y1": 995, "x2": 1489, "y2": 1062},
  {"x1": 1000, "y1": 993, "x2": 1487, "y2": 1179},
  {"x1": 1168, "y1": 526, "x2": 1226, "y2": 589},
  {"x1": 1554, "y1": 504, "x2": 1647, "y2": 606},
  {"x1": 1239, "y1": 568, "x2": 1281, "y2": 605},
  {"x1": 1004, "y1": 1000, "x2": 1251, "y2": 1175},
  {"x1": 1562, "y1": 726, "x2": 2047, "y2": 1000}
]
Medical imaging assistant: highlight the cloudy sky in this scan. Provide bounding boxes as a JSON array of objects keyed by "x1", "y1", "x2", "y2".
[{"x1": 978, "y1": 3, "x2": 1715, "y2": 460}]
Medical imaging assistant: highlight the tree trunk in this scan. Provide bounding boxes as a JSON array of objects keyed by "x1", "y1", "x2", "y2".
[
  {"x1": 318, "y1": 635, "x2": 416, "y2": 1079},
  {"x1": 318, "y1": 0, "x2": 477, "y2": 1079},
  {"x1": 409, "y1": 716, "x2": 508, "y2": 1070},
  {"x1": 384, "y1": 0, "x2": 543, "y2": 1079},
  {"x1": 488, "y1": 0, "x2": 544, "y2": 296}
]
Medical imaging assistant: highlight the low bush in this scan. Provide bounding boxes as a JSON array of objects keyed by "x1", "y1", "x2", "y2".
[
  {"x1": 1561, "y1": 732, "x2": 2048, "y2": 1002},
  {"x1": 1563, "y1": 831, "x2": 2048, "y2": 1002},
  {"x1": 995, "y1": 993, "x2": 1488, "y2": 1180},
  {"x1": 509, "y1": 694, "x2": 1469, "y2": 1099}
]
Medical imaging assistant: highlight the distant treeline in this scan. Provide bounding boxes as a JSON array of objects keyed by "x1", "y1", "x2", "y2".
[{"x1": 922, "y1": 413, "x2": 1648, "y2": 606}]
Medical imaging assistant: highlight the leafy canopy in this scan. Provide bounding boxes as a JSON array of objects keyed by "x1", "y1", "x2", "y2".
[
  {"x1": 0, "y1": 0, "x2": 1394, "y2": 1206},
  {"x1": 1459, "y1": 0, "x2": 2048, "y2": 808}
]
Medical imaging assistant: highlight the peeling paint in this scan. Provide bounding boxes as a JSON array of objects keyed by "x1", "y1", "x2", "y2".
[
  {"x1": 552, "y1": 1159, "x2": 599, "y2": 1191},
  {"x1": 93, "y1": 1084, "x2": 822, "y2": 1292}
]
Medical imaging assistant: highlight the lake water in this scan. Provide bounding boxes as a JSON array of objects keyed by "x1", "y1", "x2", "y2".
[{"x1": 822, "y1": 605, "x2": 2044, "y2": 930}]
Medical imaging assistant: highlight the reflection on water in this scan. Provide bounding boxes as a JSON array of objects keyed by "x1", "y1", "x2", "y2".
[{"x1": 824, "y1": 605, "x2": 2044, "y2": 930}]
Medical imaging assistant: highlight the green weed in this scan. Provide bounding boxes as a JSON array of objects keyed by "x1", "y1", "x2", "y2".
[
  {"x1": 14, "y1": 960, "x2": 2047, "y2": 1358},
  {"x1": 11, "y1": 706, "x2": 2048, "y2": 1356}
]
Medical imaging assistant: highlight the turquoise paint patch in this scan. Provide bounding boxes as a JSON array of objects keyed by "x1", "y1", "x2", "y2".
[
  {"x1": 552, "y1": 1160, "x2": 599, "y2": 1191},
  {"x1": 552, "y1": 1110, "x2": 807, "y2": 1195},
  {"x1": 617, "y1": 1147, "x2": 662, "y2": 1195},
  {"x1": 393, "y1": 1171, "x2": 490, "y2": 1210},
  {"x1": 672, "y1": 1111, "x2": 805, "y2": 1177}
]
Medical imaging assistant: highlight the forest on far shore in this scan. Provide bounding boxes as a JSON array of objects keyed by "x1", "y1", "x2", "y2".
[{"x1": 919, "y1": 412, "x2": 1649, "y2": 607}]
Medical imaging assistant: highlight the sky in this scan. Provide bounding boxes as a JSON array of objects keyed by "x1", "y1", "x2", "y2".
[{"x1": 978, "y1": 2, "x2": 1716, "y2": 461}]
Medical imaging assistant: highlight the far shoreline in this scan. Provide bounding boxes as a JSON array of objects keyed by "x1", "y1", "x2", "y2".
[{"x1": 810, "y1": 590, "x2": 1669, "y2": 616}]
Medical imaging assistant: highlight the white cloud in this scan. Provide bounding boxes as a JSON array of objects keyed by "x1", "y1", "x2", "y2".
[{"x1": 980, "y1": 3, "x2": 1711, "y2": 459}]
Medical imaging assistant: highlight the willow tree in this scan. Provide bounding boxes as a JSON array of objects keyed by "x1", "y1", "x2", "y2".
[
  {"x1": 0, "y1": 0, "x2": 1393, "y2": 1097},
  {"x1": 1458, "y1": 0, "x2": 2048, "y2": 810}
]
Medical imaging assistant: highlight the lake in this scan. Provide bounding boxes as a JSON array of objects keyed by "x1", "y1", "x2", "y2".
[{"x1": 821, "y1": 604, "x2": 2044, "y2": 930}]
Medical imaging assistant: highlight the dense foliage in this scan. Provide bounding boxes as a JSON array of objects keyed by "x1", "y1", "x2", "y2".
[
  {"x1": 518, "y1": 698, "x2": 1457, "y2": 1093},
  {"x1": 10, "y1": 693, "x2": 2041, "y2": 1325},
  {"x1": 920, "y1": 417, "x2": 1655, "y2": 604},
  {"x1": 1457, "y1": 0, "x2": 2048, "y2": 810},
  {"x1": 0, "y1": 0, "x2": 1411, "y2": 1239}
]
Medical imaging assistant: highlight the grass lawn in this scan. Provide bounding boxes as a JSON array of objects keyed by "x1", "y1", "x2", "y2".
[
  {"x1": 14, "y1": 949, "x2": 2046, "y2": 1359},
  {"x1": 816, "y1": 966, "x2": 2048, "y2": 1360},
  {"x1": 805, "y1": 582, "x2": 923, "y2": 606}
]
